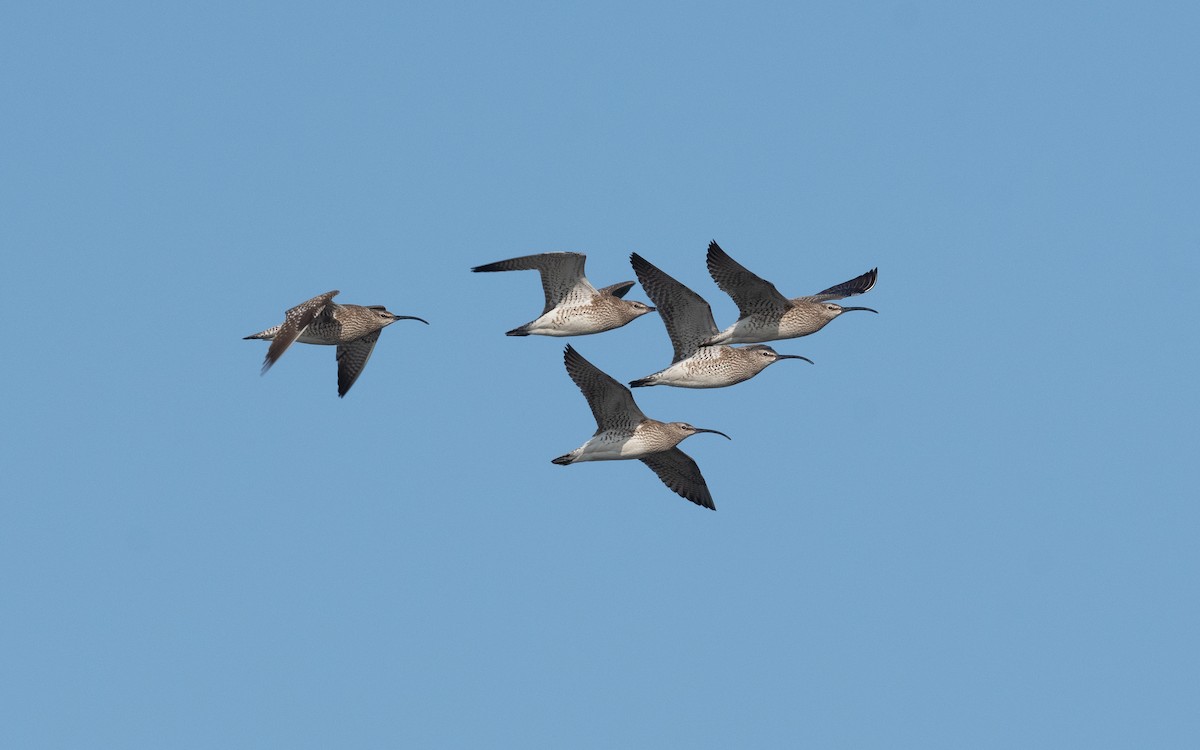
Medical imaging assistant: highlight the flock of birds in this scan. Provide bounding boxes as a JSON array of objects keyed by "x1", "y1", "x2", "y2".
[{"x1": 245, "y1": 241, "x2": 878, "y2": 510}]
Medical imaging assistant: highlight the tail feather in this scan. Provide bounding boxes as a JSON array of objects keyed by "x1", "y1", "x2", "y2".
[
  {"x1": 628, "y1": 377, "x2": 654, "y2": 388},
  {"x1": 243, "y1": 325, "x2": 280, "y2": 341},
  {"x1": 551, "y1": 453, "x2": 575, "y2": 465},
  {"x1": 506, "y1": 325, "x2": 531, "y2": 336}
]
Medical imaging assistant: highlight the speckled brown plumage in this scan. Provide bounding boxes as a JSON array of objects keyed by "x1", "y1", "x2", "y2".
[{"x1": 244, "y1": 290, "x2": 428, "y2": 397}]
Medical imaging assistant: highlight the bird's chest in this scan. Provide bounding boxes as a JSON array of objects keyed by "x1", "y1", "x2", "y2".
[
  {"x1": 551, "y1": 301, "x2": 614, "y2": 329},
  {"x1": 780, "y1": 307, "x2": 822, "y2": 336}
]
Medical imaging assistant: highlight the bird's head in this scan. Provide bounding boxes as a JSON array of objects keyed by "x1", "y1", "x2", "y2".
[
  {"x1": 669, "y1": 422, "x2": 732, "y2": 442},
  {"x1": 623, "y1": 300, "x2": 657, "y2": 318},
  {"x1": 371, "y1": 306, "x2": 430, "y2": 327},
  {"x1": 743, "y1": 344, "x2": 814, "y2": 367},
  {"x1": 817, "y1": 301, "x2": 877, "y2": 322}
]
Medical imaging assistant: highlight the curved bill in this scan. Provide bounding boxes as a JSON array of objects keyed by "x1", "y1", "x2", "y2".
[
  {"x1": 777, "y1": 354, "x2": 814, "y2": 364},
  {"x1": 693, "y1": 427, "x2": 732, "y2": 440},
  {"x1": 394, "y1": 315, "x2": 430, "y2": 324},
  {"x1": 841, "y1": 306, "x2": 878, "y2": 314}
]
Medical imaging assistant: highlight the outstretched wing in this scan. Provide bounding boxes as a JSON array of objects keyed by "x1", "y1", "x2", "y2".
[
  {"x1": 640, "y1": 448, "x2": 716, "y2": 510},
  {"x1": 262, "y1": 290, "x2": 339, "y2": 373},
  {"x1": 630, "y1": 253, "x2": 718, "y2": 362},
  {"x1": 563, "y1": 344, "x2": 645, "y2": 432},
  {"x1": 472, "y1": 252, "x2": 596, "y2": 314},
  {"x1": 705, "y1": 241, "x2": 790, "y2": 317},
  {"x1": 803, "y1": 268, "x2": 878, "y2": 302},
  {"x1": 335, "y1": 330, "x2": 380, "y2": 397}
]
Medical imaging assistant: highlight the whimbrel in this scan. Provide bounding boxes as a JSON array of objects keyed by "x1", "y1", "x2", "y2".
[
  {"x1": 471, "y1": 252, "x2": 655, "y2": 336},
  {"x1": 702, "y1": 241, "x2": 877, "y2": 345},
  {"x1": 627, "y1": 252, "x2": 812, "y2": 388},
  {"x1": 552, "y1": 344, "x2": 730, "y2": 509},
  {"x1": 244, "y1": 290, "x2": 428, "y2": 397}
]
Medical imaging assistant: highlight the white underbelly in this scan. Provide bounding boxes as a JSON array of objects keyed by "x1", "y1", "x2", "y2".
[{"x1": 571, "y1": 434, "x2": 652, "y2": 461}]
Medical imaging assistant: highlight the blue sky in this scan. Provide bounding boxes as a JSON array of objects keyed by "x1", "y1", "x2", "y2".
[{"x1": 2, "y1": 1, "x2": 1197, "y2": 747}]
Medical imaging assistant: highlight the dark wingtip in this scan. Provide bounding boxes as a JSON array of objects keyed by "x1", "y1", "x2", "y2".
[
  {"x1": 859, "y1": 267, "x2": 879, "y2": 293},
  {"x1": 849, "y1": 268, "x2": 879, "y2": 295},
  {"x1": 562, "y1": 344, "x2": 588, "y2": 374},
  {"x1": 472, "y1": 261, "x2": 511, "y2": 273},
  {"x1": 705, "y1": 240, "x2": 730, "y2": 275}
]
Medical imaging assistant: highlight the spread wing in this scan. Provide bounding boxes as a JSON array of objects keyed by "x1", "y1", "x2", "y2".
[
  {"x1": 705, "y1": 241, "x2": 790, "y2": 317},
  {"x1": 262, "y1": 290, "x2": 339, "y2": 373},
  {"x1": 640, "y1": 448, "x2": 716, "y2": 510},
  {"x1": 472, "y1": 252, "x2": 597, "y2": 313},
  {"x1": 336, "y1": 330, "x2": 380, "y2": 397},
  {"x1": 563, "y1": 344, "x2": 645, "y2": 432},
  {"x1": 802, "y1": 268, "x2": 878, "y2": 302},
  {"x1": 630, "y1": 253, "x2": 717, "y2": 362}
]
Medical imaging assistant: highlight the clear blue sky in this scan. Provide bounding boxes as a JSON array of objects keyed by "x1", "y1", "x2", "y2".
[{"x1": 3, "y1": 1, "x2": 1197, "y2": 747}]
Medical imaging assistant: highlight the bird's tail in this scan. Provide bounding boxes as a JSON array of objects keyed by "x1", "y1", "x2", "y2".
[
  {"x1": 243, "y1": 326, "x2": 279, "y2": 341},
  {"x1": 628, "y1": 376, "x2": 656, "y2": 388},
  {"x1": 505, "y1": 324, "x2": 531, "y2": 336},
  {"x1": 551, "y1": 452, "x2": 577, "y2": 465}
]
